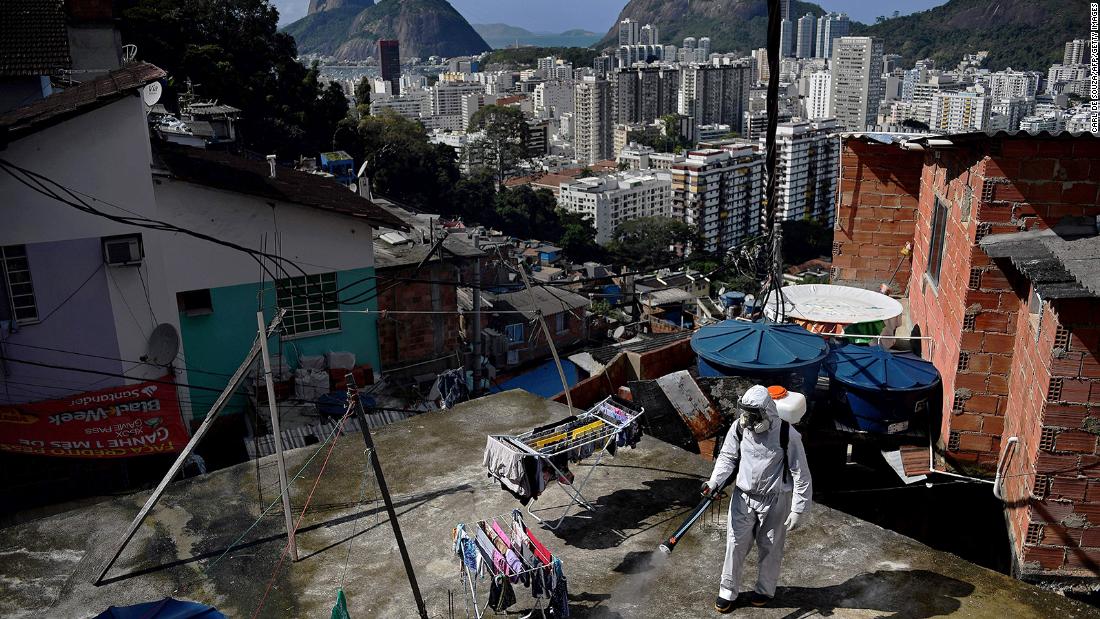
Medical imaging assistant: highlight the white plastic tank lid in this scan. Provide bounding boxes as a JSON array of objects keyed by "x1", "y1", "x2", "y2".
[{"x1": 763, "y1": 284, "x2": 903, "y2": 325}]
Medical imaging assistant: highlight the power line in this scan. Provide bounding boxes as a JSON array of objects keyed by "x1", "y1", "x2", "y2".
[
  {"x1": 3, "y1": 357, "x2": 227, "y2": 393},
  {"x1": 0, "y1": 340, "x2": 238, "y2": 379},
  {"x1": 32, "y1": 263, "x2": 104, "y2": 324}
]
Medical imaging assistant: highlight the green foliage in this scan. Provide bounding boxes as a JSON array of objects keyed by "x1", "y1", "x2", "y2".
[
  {"x1": 851, "y1": 0, "x2": 1088, "y2": 70},
  {"x1": 354, "y1": 77, "x2": 372, "y2": 109},
  {"x1": 590, "y1": 299, "x2": 612, "y2": 316},
  {"x1": 467, "y1": 105, "x2": 530, "y2": 186},
  {"x1": 483, "y1": 47, "x2": 600, "y2": 69},
  {"x1": 595, "y1": 1, "x2": 825, "y2": 54},
  {"x1": 780, "y1": 218, "x2": 833, "y2": 267},
  {"x1": 118, "y1": 0, "x2": 350, "y2": 159},
  {"x1": 356, "y1": 111, "x2": 461, "y2": 212},
  {"x1": 606, "y1": 217, "x2": 700, "y2": 272}
]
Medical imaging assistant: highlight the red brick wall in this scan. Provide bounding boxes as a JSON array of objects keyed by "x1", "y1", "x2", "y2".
[
  {"x1": 377, "y1": 262, "x2": 462, "y2": 372},
  {"x1": 1015, "y1": 298, "x2": 1100, "y2": 577},
  {"x1": 832, "y1": 139, "x2": 923, "y2": 291}
]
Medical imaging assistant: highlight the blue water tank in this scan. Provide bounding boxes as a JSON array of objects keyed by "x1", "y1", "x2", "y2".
[
  {"x1": 692, "y1": 320, "x2": 828, "y2": 394},
  {"x1": 825, "y1": 344, "x2": 941, "y2": 433}
]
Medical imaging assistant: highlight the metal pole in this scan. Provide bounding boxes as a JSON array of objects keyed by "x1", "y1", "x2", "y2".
[
  {"x1": 256, "y1": 310, "x2": 297, "y2": 561},
  {"x1": 94, "y1": 311, "x2": 285, "y2": 584},
  {"x1": 346, "y1": 374, "x2": 428, "y2": 619}
]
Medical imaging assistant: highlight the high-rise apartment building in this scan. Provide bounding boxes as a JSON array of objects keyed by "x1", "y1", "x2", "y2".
[
  {"x1": 768, "y1": 119, "x2": 839, "y2": 223},
  {"x1": 741, "y1": 109, "x2": 793, "y2": 140},
  {"x1": 780, "y1": 0, "x2": 791, "y2": 20},
  {"x1": 698, "y1": 37, "x2": 711, "y2": 61},
  {"x1": 1064, "y1": 39, "x2": 1088, "y2": 65},
  {"x1": 618, "y1": 18, "x2": 640, "y2": 46},
  {"x1": 534, "y1": 80, "x2": 575, "y2": 118},
  {"x1": 679, "y1": 61, "x2": 752, "y2": 134},
  {"x1": 752, "y1": 48, "x2": 769, "y2": 83},
  {"x1": 780, "y1": 19, "x2": 794, "y2": 58},
  {"x1": 593, "y1": 55, "x2": 614, "y2": 77},
  {"x1": 431, "y1": 81, "x2": 487, "y2": 117},
  {"x1": 378, "y1": 39, "x2": 400, "y2": 96},
  {"x1": 816, "y1": 13, "x2": 850, "y2": 59},
  {"x1": 558, "y1": 171, "x2": 673, "y2": 244},
  {"x1": 930, "y1": 91, "x2": 990, "y2": 133},
  {"x1": 830, "y1": 36, "x2": 884, "y2": 131},
  {"x1": 574, "y1": 77, "x2": 613, "y2": 165},
  {"x1": 640, "y1": 24, "x2": 659, "y2": 46},
  {"x1": 796, "y1": 14, "x2": 816, "y2": 59},
  {"x1": 806, "y1": 71, "x2": 832, "y2": 119},
  {"x1": 990, "y1": 97, "x2": 1034, "y2": 132},
  {"x1": 612, "y1": 66, "x2": 679, "y2": 125},
  {"x1": 671, "y1": 146, "x2": 764, "y2": 252},
  {"x1": 987, "y1": 70, "x2": 1041, "y2": 100}
]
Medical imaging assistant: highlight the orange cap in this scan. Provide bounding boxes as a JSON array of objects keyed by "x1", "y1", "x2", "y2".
[{"x1": 767, "y1": 385, "x2": 788, "y2": 400}]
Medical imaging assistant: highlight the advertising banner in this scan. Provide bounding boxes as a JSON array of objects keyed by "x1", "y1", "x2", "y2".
[{"x1": 0, "y1": 377, "x2": 189, "y2": 458}]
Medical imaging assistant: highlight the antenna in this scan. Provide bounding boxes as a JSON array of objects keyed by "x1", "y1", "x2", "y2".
[{"x1": 122, "y1": 44, "x2": 137, "y2": 64}]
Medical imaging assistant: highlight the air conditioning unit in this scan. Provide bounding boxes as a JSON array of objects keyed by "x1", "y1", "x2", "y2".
[{"x1": 102, "y1": 234, "x2": 144, "y2": 266}]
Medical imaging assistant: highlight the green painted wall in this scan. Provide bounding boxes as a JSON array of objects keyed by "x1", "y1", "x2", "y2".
[{"x1": 178, "y1": 267, "x2": 380, "y2": 421}]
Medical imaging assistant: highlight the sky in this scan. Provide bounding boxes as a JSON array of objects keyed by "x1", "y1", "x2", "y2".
[{"x1": 275, "y1": 0, "x2": 950, "y2": 32}]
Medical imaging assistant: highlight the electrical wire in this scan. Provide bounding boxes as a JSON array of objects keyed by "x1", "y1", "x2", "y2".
[
  {"x1": 32, "y1": 263, "x2": 104, "y2": 324},
  {"x1": 0, "y1": 340, "x2": 238, "y2": 378}
]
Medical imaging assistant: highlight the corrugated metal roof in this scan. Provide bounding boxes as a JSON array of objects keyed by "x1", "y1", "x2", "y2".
[{"x1": 980, "y1": 226, "x2": 1100, "y2": 299}]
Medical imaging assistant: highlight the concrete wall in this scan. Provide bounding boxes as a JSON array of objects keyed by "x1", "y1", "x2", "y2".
[
  {"x1": 831, "y1": 138, "x2": 923, "y2": 291},
  {"x1": 0, "y1": 239, "x2": 124, "y2": 404},
  {"x1": 0, "y1": 96, "x2": 178, "y2": 399}
]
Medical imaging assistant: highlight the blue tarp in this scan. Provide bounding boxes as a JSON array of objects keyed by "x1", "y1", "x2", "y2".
[
  {"x1": 96, "y1": 598, "x2": 225, "y2": 619},
  {"x1": 691, "y1": 320, "x2": 828, "y2": 371},
  {"x1": 825, "y1": 344, "x2": 940, "y2": 391},
  {"x1": 494, "y1": 359, "x2": 580, "y2": 398}
]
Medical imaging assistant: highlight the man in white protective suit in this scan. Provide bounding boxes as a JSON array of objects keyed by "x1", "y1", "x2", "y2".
[{"x1": 700, "y1": 384, "x2": 812, "y2": 613}]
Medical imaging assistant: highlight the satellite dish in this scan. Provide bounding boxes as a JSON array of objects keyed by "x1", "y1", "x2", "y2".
[
  {"x1": 144, "y1": 323, "x2": 180, "y2": 366},
  {"x1": 142, "y1": 82, "x2": 163, "y2": 107},
  {"x1": 612, "y1": 326, "x2": 626, "y2": 340},
  {"x1": 357, "y1": 160, "x2": 370, "y2": 178},
  {"x1": 348, "y1": 182, "x2": 358, "y2": 193}
]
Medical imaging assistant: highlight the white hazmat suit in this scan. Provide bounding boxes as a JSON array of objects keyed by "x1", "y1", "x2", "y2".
[{"x1": 706, "y1": 385, "x2": 812, "y2": 601}]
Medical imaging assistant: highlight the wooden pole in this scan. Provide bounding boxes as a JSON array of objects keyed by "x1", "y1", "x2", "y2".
[
  {"x1": 256, "y1": 310, "x2": 297, "y2": 561},
  {"x1": 516, "y1": 263, "x2": 574, "y2": 412},
  {"x1": 346, "y1": 375, "x2": 428, "y2": 618},
  {"x1": 94, "y1": 311, "x2": 285, "y2": 585}
]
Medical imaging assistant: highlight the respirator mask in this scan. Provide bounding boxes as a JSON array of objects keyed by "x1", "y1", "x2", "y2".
[{"x1": 737, "y1": 402, "x2": 771, "y2": 434}]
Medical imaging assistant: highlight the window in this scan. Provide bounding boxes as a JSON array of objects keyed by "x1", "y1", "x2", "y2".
[
  {"x1": 1, "y1": 245, "x2": 38, "y2": 324},
  {"x1": 926, "y1": 197, "x2": 949, "y2": 287},
  {"x1": 1029, "y1": 287, "x2": 1043, "y2": 342},
  {"x1": 177, "y1": 289, "x2": 213, "y2": 316},
  {"x1": 276, "y1": 273, "x2": 340, "y2": 337},
  {"x1": 505, "y1": 323, "x2": 524, "y2": 344},
  {"x1": 555, "y1": 312, "x2": 568, "y2": 334}
]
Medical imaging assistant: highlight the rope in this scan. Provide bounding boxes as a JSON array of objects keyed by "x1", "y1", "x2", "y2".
[
  {"x1": 205, "y1": 415, "x2": 356, "y2": 571},
  {"x1": 251, "y1": 403, "x2": 356, "y2": 619}
]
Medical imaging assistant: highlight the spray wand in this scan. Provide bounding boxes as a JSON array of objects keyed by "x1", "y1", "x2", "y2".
[{"x1": 659, "y1": 479, "x2": 732, "y2": 554}]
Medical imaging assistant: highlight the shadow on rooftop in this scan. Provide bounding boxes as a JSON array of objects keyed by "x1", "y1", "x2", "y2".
[
  {"x1": 770, "y1": 569, "x2": 974, "y2": 619},
  {"x1": 544, "y1": 476, "x2": 699, "y2": 550},
  {"x1": 98, "y1": 484, "x2": 473, "y2": 585}
]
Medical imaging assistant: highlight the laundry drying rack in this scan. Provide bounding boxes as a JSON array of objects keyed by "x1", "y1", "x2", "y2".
[{"x1": 486, "y1": 395, "x2": 644, "y2": 529}]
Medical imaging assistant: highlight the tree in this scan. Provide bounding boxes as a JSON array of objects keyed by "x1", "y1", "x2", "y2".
[
  {"x1": 354, "y1": 77, "x2": 372, "y2": 110},
  {"x1": 493, "y1": 186, "x2": 561, "y2": 238},
  {"x1": 117, "y1": 0, "x2": 349, "y2": 159},
  {"x1": 606, "y1": 217, "x2": 701, "y2": 272},
  {"x1": 356, "y1": 111, "x2": 460, "y2": 211},
  {"x1": 558, "y1": 211, "x2": 603, "y2": 263},
  {"x1": 467, "y1": 105, "x2": 530, "y2": 186},
  {"x1": 780, "y1": 218, "x2": 833, "y2": 267}
]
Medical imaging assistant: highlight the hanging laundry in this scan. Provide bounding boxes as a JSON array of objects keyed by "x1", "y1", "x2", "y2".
[{"x1": 330, "y1": 589, "x2": 351, "y2": 619}]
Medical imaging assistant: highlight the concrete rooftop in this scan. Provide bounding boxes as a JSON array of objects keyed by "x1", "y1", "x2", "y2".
[{"x1": 1, "y1": 390, "x2": 1098, "y2": 618}]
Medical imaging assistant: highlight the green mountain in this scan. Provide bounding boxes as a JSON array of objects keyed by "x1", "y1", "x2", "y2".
[
  {"x1": 283, "y1": 0, "x2": 490, "y2": 60},
  {"x1": 598, "y1": 0, "x2": 1087, "y2": 71},
  {"x1": 853, "y1": 0, "x2": 1089, "y2": 71},
  {"x1": 474, "y1": 23, "x2": 601, "y2": 49},
  {"x1": 596, "y1": 0, "x2": 826, "y2": 54}
]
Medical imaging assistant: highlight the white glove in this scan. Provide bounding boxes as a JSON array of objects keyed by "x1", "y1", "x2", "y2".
[{"x1": 784, "y1": 511, "x2": 804, "y2": 532}]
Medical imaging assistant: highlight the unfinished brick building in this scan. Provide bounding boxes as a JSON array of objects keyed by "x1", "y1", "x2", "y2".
[{"x1": 833, "y1": 131, "x2": 1100, "y2": 583}]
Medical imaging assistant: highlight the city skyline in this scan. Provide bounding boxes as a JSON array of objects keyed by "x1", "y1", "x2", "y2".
[{"x1": 274, "y1": 0, "x2": 950, "y2": 31}]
